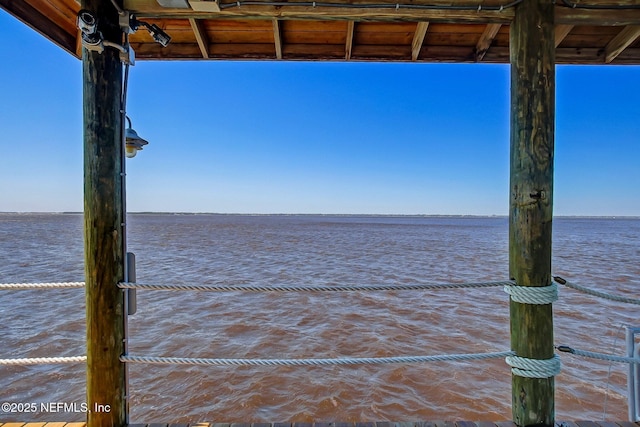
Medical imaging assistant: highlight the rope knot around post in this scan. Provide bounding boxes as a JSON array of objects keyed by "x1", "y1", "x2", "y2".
[
  {"x1": 503, "y1": 282, "x2": 558, "y2": 305},
  {"x1": 505, "y1": 354, "x2": 561, "y2": 378}
]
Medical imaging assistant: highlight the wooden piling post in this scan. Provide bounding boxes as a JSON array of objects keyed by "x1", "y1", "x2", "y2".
[
  {"x1": 82, "y1": 0, "x2": 126, "y2": 426},
  {"x1": 509, "y1": 0, "x2": 555, "y2": 426}
]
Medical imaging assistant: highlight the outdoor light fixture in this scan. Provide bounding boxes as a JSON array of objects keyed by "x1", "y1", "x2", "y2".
[{"x1": 125, "y1": 116, "x2": 149, "y2": 158}]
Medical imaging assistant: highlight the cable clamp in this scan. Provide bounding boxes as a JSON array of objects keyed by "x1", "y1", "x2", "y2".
[
  {"x1": 504, "y1": 282, "x2": 558, "y2": 305},
  {"x1": 395, "y1": 3, "x2": 399, "y2": 10},
  {"x1": 505, "y1": 354, "x2": 561, "y2": 378},
  {"x1": 555, "y1": 345, "x2": 575, "y2": 354}
]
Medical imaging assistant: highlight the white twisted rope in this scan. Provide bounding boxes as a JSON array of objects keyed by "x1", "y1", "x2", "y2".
[
  {"x1": 505, "y1": 354, "x2": 561, "y2": 378},
  {"x1": 554, "y1": 276, "x2": 640, "y2": 305},
  {"x1": 0, "y1": 282, "x2": 85, "y2": 290},
  {"x1": 121, "y1": 350, "x2": 515, "y2": 366},
  {"x1": 503, "y1": 282, "x2": 558, "y2": 305},
  {"x1": 117, "y1": 280, "x2": 515, "y2": 292},
  {"x1": 557, "y1": 345, "x2": 640, "y2": 365},
  {"x1": 0, "y1": 356, "x2": 87, "y2": 366}
]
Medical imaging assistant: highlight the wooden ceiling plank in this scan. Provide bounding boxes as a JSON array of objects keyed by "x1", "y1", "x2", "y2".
[
  {"x1": 189, "y1": 18, "x2": 210, "y2": 58},
  {"x1": 0, "y1": 0, "x2": 77, "y2": 56},
  {"x1": 556, "y1": 8, "x2": 640, "y2": 26},
  {"x1": 475, "y1": 23, "x2": 501, "y2": 61},
  {"x1": 345, "y1": 20, "x2": 355, "y2": 60},
  {"x1": 605, "y1": 25, "x2": 640, "y2": 63},
  {"x1": 554, "y1": 24, "x2": 573, "y2": 48},
  {"x1": 411, "y1": 21, "x2": 429, "y2": 61},
  {"x1": 273, "y1": 18, "x2": 283, "y2": 59}
]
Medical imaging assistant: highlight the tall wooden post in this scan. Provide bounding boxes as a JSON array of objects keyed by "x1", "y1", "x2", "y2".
[
  {"x1": 509, "y1": 0, "x2": 555, "y2": 426},
  {"x1": 82, "y1": 0, "x2": 126, "y2": 426}
]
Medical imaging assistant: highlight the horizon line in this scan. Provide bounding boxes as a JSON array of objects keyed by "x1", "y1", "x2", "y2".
[{"x1": 1, "y1": 211, "x2": 639, "y2": 219}]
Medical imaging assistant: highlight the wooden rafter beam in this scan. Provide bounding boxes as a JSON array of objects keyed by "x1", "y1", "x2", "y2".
[
  {"x1": 345, "y1": 20, "x2": 355, "y2": 60},
  {"x1": 475, "y1": 23, "x2": 501, "y2": 62},
  {"x1": 605, "y1": 25, "x2": 640, "y2": 63},
  {"x1": 76, "y1": 29, "x2": 83, "y2": 58},
  {"x1": 122, "y1": 0, "x2": 640, "y2": 25},
  {"x1": 273, "y1": 18, "x2": 283, "y2": 59},
  {"x1": 554, "y1": 24, "x2": 573, "y2": 48},
  {"x1": 411, "y1": 21, "x2": 429, "y2": 61},
  {"x1": 126, "y1": 0, "x2": 515, "y2": 23},
  {"x1": 189, "y1": 18, "x2": 210, "y2": 58}
]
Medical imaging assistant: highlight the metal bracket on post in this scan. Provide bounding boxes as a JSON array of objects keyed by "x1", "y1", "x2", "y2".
[
  {"x1": 122, "y1": 252, "x2": 136, "y2": 425},
  {"x1": 627, "y1": 326, "x2": 640, "y2": 421},
  {"x1": 126, "y1": 252, "x2": 137, "y2": 315}
]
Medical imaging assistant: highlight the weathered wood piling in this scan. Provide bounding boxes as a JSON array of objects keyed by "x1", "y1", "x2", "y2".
[
  {"x1": 509, "y1": 0, "x2": 556, "y2": 426},
  {"x1": 82, "y1": 0, "x2": 127, "y2": 426}
]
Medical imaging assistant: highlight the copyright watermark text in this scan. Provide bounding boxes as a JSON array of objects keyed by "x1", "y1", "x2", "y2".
[{"x1": 1, "y1": 402, "x2": 111, "y2": 414}]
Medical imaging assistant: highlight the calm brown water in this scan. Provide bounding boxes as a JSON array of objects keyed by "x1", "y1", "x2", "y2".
[{"x1": 0, "y1": 213, "x2": 638, "y2": 422}]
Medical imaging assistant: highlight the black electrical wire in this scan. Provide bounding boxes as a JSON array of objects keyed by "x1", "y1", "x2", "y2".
[{"x1": 110, "y1": 0, "x2": 126, "y2": 16}]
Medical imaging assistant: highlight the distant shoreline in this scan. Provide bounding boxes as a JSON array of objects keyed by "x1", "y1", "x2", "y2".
[{"x1": 1, "y1": 211, "x2": 639, "y2": 220}]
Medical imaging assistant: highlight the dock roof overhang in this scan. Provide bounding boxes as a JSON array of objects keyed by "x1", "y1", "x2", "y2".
[{"x1": 2, "y1": 0, "x2": 640, "y2": 64}]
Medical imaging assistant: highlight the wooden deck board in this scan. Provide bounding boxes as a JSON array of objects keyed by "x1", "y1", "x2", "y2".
[
  {"x1": 558, "y1": 422, "x2": 580, "y2": 427},
  {"x1": 596, "y1": 422, "x2": 624, "y2": 427},
  {"x1": 5, "y1": 422, "x2": 640, "y2": 427}
]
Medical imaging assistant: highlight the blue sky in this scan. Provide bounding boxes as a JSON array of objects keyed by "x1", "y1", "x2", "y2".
[{"x1": 0, "y1": 10, "x2": 638, "y2": 216}]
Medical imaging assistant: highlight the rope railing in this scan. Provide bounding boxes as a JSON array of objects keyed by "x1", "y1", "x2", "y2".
[
  {"x1": 556, "y1": 345, "x2": 640, "y2": 365},
  {"x1": 554, "y1": 276, "x2": 640, "y2": 306},
  {"x1": 1, "y1": 276, "x2": 636, "y2": 377},
  {"x1": 0, "y1": 282, "x2": 85, "y2": 290},
  {"x1": 0, "y1": 281, "x2": 86, "y2": 367},
  {"x1": 0, "y1": 356, "x2": 87, "y2": 365},
  {"x1": 1, "y1": 277, "x2": 637, "y2": 307},
  {"x1": 120, "y1": 351, "x2": 515, "y2": 367},
  {"x1": 117, "y1": 280, "x2": 514, "y2": 292}
]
